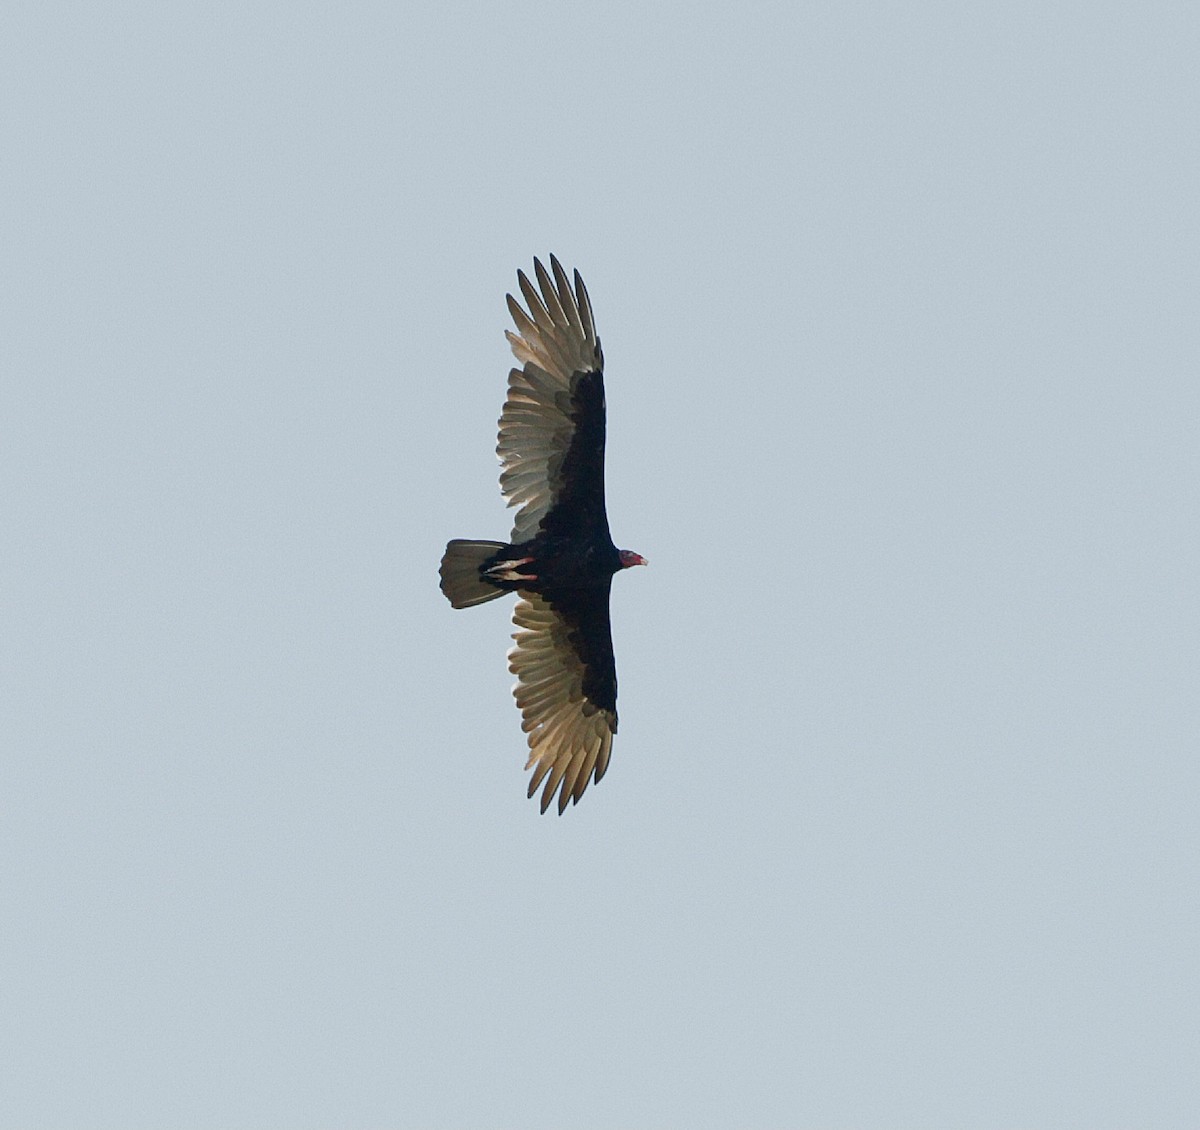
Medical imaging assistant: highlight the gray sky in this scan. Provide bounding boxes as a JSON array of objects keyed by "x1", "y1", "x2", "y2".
[{"x1": 4, "y1": 3, "x2": 1198, "y2": 1127}]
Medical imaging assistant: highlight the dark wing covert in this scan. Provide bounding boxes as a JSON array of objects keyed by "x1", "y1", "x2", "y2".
[
  {"x1": 497, "y1": 256, "x2": 605, "y2": 544},
  {"x1": 508, "y1": 588, "x2": 618, "y2": 814}
]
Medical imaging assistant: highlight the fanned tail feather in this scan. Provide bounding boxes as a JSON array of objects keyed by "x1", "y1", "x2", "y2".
[{"x1": 439, "y1": 540, "x2": 508, "y2": 608}]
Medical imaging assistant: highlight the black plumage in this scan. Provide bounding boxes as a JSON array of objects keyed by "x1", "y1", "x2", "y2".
[{"x1": 439, "y1": 257, "x2": 645, "y2": 813}]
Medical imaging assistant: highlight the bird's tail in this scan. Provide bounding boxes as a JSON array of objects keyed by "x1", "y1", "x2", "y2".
[{"x1": 439, "y1": 539, "x2": 509, "y2": 608}]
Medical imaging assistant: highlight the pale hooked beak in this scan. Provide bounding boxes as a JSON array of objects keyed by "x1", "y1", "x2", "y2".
[{"x1": 619, "y1": 550, "x2": 648, "y2": 568}]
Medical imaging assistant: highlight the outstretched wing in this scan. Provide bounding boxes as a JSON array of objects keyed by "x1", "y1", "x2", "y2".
[
  {"x1": 498, "y1": 256, "x2": 607, "y2": 544},
  {"x1": 508, "y1": 590, "x2": 618, "y2": 814}
]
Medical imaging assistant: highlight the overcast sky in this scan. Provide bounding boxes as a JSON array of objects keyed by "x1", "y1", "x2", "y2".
[{"x1": 4, "y1": 3, "x2": 1198, "y2": 1128}]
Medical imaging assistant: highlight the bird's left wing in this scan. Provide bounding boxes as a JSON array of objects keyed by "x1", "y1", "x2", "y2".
[
  {"x1": 498, "y1": 256, "x2": 605, "y2": 544},
  {"x1": 508, "y1": 590, "x2": 618, "y2": 814}
]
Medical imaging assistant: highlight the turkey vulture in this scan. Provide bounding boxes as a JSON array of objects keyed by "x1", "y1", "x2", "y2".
[{"x1": 439, "y1": 256, "x2": 646, "y2": 814}]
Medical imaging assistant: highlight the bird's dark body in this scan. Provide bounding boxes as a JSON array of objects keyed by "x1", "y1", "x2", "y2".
[{"x1": 482, "y1": 534, "x2": 620, "y2": 595}]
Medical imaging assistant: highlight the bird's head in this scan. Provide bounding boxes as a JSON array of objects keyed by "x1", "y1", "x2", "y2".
[{"x1": 618, "y1": 549, "x2": 648, "y2": 569}]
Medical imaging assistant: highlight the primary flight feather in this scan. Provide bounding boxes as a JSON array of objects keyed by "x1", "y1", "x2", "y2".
[{"x1": 439, "y1": 257, "x2": 646, "y2": 814}]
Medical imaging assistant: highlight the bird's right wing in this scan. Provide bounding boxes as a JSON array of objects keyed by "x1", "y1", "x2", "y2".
[
  {"x1": 508, "y1": 590, "x2": 618, "y2": 814},
  {"x1": 497, "y1": 256, "x2": 606, "y2": 544}
]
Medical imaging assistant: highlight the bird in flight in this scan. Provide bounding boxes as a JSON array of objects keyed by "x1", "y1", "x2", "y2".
[{"x1": 439, "y1": 256, "x2": 646, "y2": 814}]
